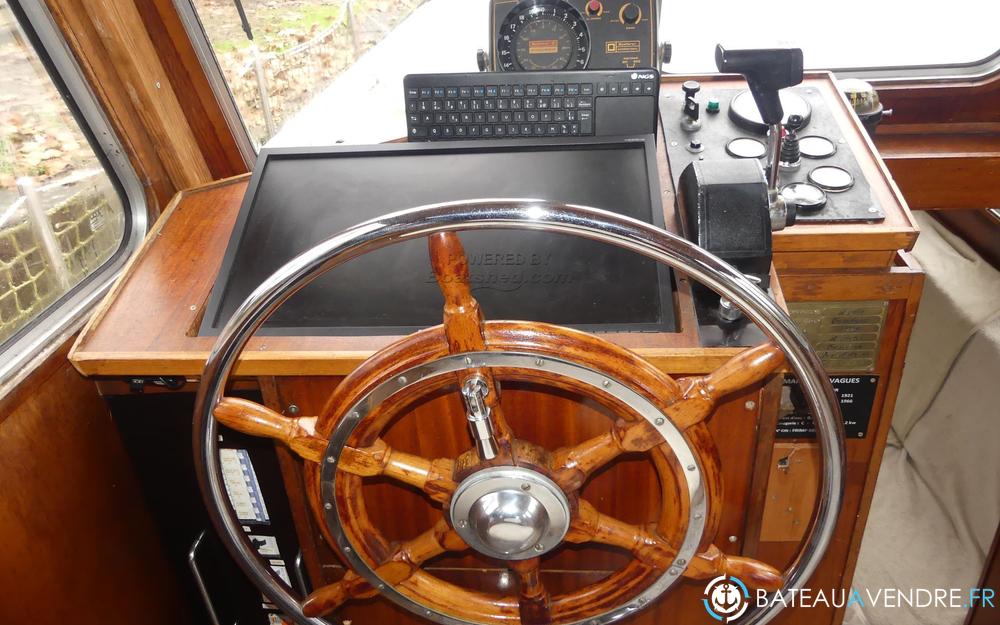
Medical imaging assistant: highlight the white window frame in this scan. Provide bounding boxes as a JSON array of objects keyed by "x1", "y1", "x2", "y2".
[{"x1": 0, "y1": 1, "x2": 148, "y2": 391}]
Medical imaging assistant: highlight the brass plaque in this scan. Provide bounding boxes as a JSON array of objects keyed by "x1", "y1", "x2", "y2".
[{"x1": 787, "y1": 300, "x2": 888, "y2": 371}]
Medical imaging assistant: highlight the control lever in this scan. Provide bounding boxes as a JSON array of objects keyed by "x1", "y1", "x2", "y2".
[
  {"x1": 681, "y1": 80, "x2": 701, "y2": 132},
  {"x1": 715, "y1": 44, "x2": 803, "y2": 230}
]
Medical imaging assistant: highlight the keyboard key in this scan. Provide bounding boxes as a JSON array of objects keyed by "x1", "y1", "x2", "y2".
[
  {"x1": 442, "y1": 126, "x2": 454, "y2": 137},
  {"x1": 446, "y1": 87, "x2": 458, "y2": 98},
  {"x1": 643, "y1": 82, "x2": 655, "y2": 94},
  {"x1": 566, "y1": 84, "x2": 579, "y2": 95},
  {"x1": 499, "y1": 85, "x2": 511, "y2": 97},
  {"x1": 609, "y1": 83, "x2": 619, "y2": 95},
  {"x1": 553, "y1": 84, "x2": 565, "y2": 96},
  {"x1": 526, "y1": 84, "x2": 538, "y2": 96},
  {"x1": 455, "y1": 125, "x2": 467, "y2": 137},
  {"x1": 533, "y1": 123, "x2": 546, "y2": 135},
  {"x1": 512, "y1": 85, "x2": 524, "y2": 97},
  {"x1": 429, "y1": 126, "x2": 441, "y2": 137},
  {"x1": 486, "y1": 85, "x2": 498, "y2": 97},
  {"x1": 472, "y1": 86, "x2": 485, "y2": 97},
  {"x1": 481, "y1": 124, "x2": 492, "y2": 137},
  {"x1": 539, "y1": 84, "x2": 552, "y2": 96},
  {"x1": 540, "y1": 111, "x2": 552, "y2": 122},
  {"x1": 577, "y1": 96, "x2": 593, "y2": 108},
  {"x1": 459, "y1": 86, "x2": 472, "y2": 98},
  {"x1": 508, "y1": 124, "x2": 520, "y2": 135},
  {"x1": 410, "y1": 126, "x2": 427, "y2": 137},
  {"x1": 419, "y1": 88, "x2": 432, "y2": 98},
  {"x1": 433, "y1": 87, "x2": 445, "y2": 98},
  {"x1": 595, "y1": 83, "x2": 606, "y2": 95},
  {"x1": 406, "y1": 87, "x2": 419, "y2": 98},
  {"x1": 475, "y1": 112, "x2": 486, "y2": 123},
  {"x1": 619, "y1": 83, "x2": 630, "y2": 95},
  {"x1": 494, "y1": 124, "x2": 506, "y2": 136}
]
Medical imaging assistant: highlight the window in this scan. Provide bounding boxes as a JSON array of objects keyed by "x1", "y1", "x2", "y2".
[
  {"x1": 183, "y1": 0, "x2": 997, "y2": 151},
  {"x1": 0, "y1": 1, "x2": 143, "y2": 382},
  {"x1": 658, "y1": 0, "x2": 1000, "y2": 74}
]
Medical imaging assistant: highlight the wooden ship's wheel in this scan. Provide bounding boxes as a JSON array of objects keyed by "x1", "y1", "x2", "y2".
[{"x1": 194, "y1": 200, "x2": 845, "y2": 625}]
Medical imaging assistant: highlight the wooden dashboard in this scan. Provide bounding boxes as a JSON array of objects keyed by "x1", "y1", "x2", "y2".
[{"x1": 69, "y1": 72, "x2": 922, "y2": 625}]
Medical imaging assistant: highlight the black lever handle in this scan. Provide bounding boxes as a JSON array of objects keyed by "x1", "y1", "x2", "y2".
[{"x1": 715, "y1": 44, "x2": 803, "y2": 125}]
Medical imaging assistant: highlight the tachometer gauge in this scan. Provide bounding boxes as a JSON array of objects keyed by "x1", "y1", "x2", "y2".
[{"x1": 497, "y1": 0, "x2": 591, "y2": 71}]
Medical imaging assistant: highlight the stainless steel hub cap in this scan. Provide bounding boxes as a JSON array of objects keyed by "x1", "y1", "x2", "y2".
[{"x1": 450, "y1": 466, "x2": 570, "y2": 560}]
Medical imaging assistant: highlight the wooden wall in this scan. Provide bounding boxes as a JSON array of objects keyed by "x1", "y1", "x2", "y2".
[{"x1": 0, "y1": 340, "x2": 191, "y2": 625}]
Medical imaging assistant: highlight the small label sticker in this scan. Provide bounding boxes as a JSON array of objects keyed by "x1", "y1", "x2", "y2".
[{"x1": 249, "y1": 535, "x2": 280, "y2": 557}]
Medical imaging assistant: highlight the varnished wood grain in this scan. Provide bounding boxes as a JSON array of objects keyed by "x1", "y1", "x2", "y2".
[
  {"x1": 0, "y1": 352, "x2": 190, "y2": 625},
  {"x1": 44, "y1": 0, "x2": 214, "y2": 213}
]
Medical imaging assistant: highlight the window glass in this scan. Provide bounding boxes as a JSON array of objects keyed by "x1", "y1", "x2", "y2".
[
  {"x1": 0, "y1": 1, "x2": 126, "y2": 346},
  {"x1": 189, "y1": 0, "x2": 998, "y2": 147},
  {"x1": 660, "y1": 0, "x2": 1000, "y2": 74}
]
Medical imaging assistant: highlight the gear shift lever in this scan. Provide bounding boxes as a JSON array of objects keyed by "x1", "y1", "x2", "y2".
[{"x1": 715, "y1": 44, "x2": 803, "y2": 229}]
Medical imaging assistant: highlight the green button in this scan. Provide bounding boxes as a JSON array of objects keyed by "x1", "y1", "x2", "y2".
[{"x1": 707, "y1": 98, "x2": 720, "y2": 113}]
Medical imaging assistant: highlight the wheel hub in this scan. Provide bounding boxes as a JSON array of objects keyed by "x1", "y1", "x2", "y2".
[{"x1": 450, "y1": 466, "x2": 570, "y2": 560}]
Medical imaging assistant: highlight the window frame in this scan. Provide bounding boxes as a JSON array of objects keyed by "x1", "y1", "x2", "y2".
[{"x1": 0, "y1": 0, "x2": 148, "y2": 390}]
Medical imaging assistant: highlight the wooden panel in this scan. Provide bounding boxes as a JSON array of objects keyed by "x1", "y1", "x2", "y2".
[
  {"x1": 0, "y1": 344, "x2": 190, "y2": 625},
  {"x1": 134, "y1": 0, "x2": 248, "y2": 179},
  {"x1": 44, "y1": 0, "x2": 232, "y2": 213},
  {"x1": 759, "y1": 443, "x2": 820, "y2": 542},
  {"x1": 753, "y1": 253, "x2": 924, "y2": 625}
]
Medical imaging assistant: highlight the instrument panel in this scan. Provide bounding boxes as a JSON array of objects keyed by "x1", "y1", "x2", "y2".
[{"x1": 490, "y1": 0, "x2": 658, "y2": 71}]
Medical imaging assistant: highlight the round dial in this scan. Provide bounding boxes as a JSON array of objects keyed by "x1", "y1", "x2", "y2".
[{"x1": 497, "y1": 0, "x2": 591, "y2": 72}]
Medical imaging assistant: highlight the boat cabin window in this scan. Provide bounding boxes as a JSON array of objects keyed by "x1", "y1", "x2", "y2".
[
  {"x1": 0, "y1": 0, "x2": 141, "y2": 381},
  {"x1": 180, "y1": 0, "x2": 999, "y2": 149}
]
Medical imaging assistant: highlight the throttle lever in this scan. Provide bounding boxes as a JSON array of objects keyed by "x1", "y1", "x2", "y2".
[{"x1": 714, "y1": 45, "x2": 803, "y2": 125}]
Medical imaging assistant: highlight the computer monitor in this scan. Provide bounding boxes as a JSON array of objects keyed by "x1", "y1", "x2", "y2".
[{"x1": 200, "y1": 135, "x2": 676, "y2": 336}]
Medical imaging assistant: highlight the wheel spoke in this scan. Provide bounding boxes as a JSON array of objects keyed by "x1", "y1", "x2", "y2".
[
  {"x1": 666, "y1": 342, "x2": 785, "y2": 429},
  {"x1": 338, "y1": 439, "x2": 457, "y2": 504},
  {"x1": 428, "y1": 232, "x2": 515, "y2": 462},
  {"x1": 510, "y1": 557, "x2": 552, "y2": 624},
  {"x1": 567, "y1": 500, "x2": 782, "y2": 590},
  {"x1": 302, "y1": 517, "x2": 467, "y2": 617},
  {"x1": 213, "y1": 397, "x2": 325, "y2": 462},
  {"x1": 549, "y1": 418, "x2": 663, "y2": 491}
]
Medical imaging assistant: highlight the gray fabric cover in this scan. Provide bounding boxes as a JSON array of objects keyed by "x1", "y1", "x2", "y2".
[{"x1": 845, "y1": 212, "x2": 1000, "y2": 625}]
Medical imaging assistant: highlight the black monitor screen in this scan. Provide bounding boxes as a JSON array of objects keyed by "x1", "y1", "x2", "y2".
[{"x1": 200, "y1": 137, "x2": 676, "y2": 335}]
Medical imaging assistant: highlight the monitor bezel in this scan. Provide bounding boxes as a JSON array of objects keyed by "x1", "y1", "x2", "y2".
[{"x1": 200, "y1": 135, "x2": 676, "y2": 337}]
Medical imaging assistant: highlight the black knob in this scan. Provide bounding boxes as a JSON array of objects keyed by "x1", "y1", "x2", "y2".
[
  {"x1": 660, "y1": 42, "x2": 673, "y2": 65},
  {"x1": 786, "y1": 114, "x2": 804, "y2": 131},
  {"x1": 476, "y1": 49, "x2": 490, "y2": 72},
  {"x1": 621, "y1": 3, "x2": 641, "y2": 24},
  {"x1": 682, "y1": 80, "x2": 701, "y2": 97},
  {"x1": 715, "y1": 44, "x2": 803, "y2": 126}
]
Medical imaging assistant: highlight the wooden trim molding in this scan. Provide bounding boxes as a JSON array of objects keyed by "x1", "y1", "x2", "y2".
[{"x1": 43, "y1": 0, "x2": 248, "y2": 215}]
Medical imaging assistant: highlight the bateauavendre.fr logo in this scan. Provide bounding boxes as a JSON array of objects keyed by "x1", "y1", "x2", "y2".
[
  {"x1": 703, "y1": 575, "x2": 750, "y2": 622},
  {"x1": 702, "y1": 577, "x2": 996, "y2": 622}
]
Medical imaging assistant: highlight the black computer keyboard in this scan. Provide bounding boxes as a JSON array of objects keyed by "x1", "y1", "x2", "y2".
[{"x1": 403, "y1": 69, "x2": 660, "y2": 141}]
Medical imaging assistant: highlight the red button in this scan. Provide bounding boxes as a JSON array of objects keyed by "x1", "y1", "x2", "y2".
[{"x1": 586, "y1": 0, "x2": 603, "y2": 15}]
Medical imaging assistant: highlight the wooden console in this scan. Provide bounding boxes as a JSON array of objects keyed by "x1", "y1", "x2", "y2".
[{"x1": 69, "y1": 73, "x2": 921, "y2": 625}]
